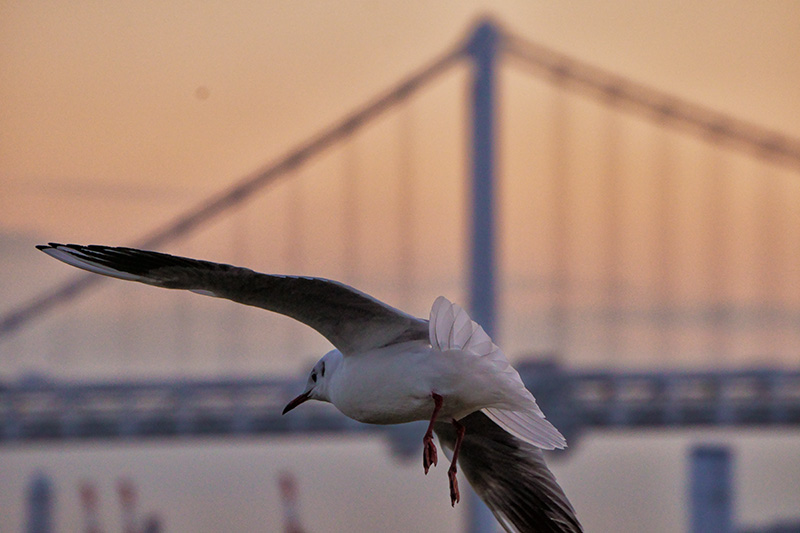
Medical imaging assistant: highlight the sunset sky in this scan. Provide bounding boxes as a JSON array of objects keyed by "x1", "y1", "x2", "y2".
[{"x1": 2, "y1": 2, "x2": 800, "y2": 532}]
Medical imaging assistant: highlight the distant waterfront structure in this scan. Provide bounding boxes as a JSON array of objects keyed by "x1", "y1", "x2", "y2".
[
  {"x1": 118, "y1": 478, "x2": 139, "y2": 533},
  {"x1": 27, "y1": 472, "x2": 54, "y2": 533},
  {"x1": 80, "y1": 481, "x2": 103, "y2": 533},
  {"x1": 279, "y1": 472, "x2": 307, "y2": 533}
]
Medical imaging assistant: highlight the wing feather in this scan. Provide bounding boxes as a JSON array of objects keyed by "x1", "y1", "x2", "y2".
[
  {"x1": 429, "y1": 296, "x2": 566, "y2": 450},
  {"x1": 435, "y1": 411, "x2": 582, "y2": 533},
  {"x1": 37, "y1": 243, "x2": 429, "y2": 354}
]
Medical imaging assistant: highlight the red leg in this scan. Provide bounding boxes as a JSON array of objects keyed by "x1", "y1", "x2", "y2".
[
  {"x1": 423, "y1": 393, "x2": 444, "y2": 474},
  {"x1": 447, "y1": 418, "x2": 466, "y2": 506}
]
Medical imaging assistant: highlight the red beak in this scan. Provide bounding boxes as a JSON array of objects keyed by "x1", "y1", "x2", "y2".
[{"x1": 282, "y1": 391, "x2": 311, "y2": 415}]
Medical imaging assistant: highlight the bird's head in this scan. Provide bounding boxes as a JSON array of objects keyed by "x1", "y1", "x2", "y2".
[{"x1": 282, "y1": 349, "x2": 343, "y2": 414}]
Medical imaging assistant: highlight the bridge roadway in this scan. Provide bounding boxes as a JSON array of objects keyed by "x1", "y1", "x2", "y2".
[{"x1": 2, "y1": 361, "x2": 799, "y2": 455}]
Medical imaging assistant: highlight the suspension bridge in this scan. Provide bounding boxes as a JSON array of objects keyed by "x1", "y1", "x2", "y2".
[{"x1": 3, "y1": 17, "x2": 800, "y2": 533}]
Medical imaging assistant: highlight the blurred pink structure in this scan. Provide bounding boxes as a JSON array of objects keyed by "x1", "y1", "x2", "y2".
[
  {"x1": 117, "y1": 479, "x2": 138, "y2": 533},
  {"x1": 79, "y1": 481, "x2": 102, "y2": 533},
  {"x1": 279, "y1": 472, "x2": 307, "y2": 533}
]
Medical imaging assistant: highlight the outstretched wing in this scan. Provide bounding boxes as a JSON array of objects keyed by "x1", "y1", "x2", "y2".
[
  {"x1": 435, "y1": 411, "x2": 582, "y2": 533},
  {"x1": 37, "y1": 243, "x2": 428, "y2": 354}
]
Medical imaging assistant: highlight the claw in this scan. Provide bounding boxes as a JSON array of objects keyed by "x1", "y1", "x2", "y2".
[
  {"x1": 447, "y1": 418, "x2": 466, "y2": 506},
  {"x1": 422, "y1": 393, "x2": 444, "y2": 474},
  {"x1": 448, "y1": 464, "x2": 460, "y2": 506},
  {"x1": 423, "y1": 434, "x2": 438, "y2": 474}
]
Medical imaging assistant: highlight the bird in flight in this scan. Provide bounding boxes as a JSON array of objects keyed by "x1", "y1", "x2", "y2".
[{"x1": 38, "y1": 243, "x2": 582, "y2": 532}]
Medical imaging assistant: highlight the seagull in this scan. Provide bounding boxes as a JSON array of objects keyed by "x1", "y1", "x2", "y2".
[{"x1": 37, "y1": 243, "x2": 583, "y2": 532}]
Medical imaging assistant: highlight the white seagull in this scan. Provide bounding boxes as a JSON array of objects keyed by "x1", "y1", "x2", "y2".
[{"x1": 38, "y1": 243, "x2": 582, "y2": 533}]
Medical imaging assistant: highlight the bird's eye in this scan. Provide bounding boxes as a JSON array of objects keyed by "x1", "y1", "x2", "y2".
[{"x1": 311, "y1": 372, "x2": 317, "y2": 383}]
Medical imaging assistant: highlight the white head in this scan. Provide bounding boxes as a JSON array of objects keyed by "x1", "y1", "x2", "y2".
[{"x1": 282, "y1": 349, "x2": 343, "y2": 414}]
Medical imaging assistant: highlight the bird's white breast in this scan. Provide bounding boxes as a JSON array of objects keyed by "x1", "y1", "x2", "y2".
[{"x1": 328, "y1": 341, "x2": 517, "y2": 424}]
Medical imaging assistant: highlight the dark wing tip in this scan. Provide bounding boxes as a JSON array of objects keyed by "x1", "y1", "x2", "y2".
[{"x1": 38, "y1": 242, "x2": 86, "y2": 251}]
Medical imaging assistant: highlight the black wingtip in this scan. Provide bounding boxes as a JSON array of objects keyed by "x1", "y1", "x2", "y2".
[{"x1": 37, "y1": 242, "x2": 76, "y2": 252}]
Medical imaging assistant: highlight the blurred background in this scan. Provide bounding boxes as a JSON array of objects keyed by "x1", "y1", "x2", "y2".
[{"x1": 2, "y1": 1, "x2": 800, "y2": 532}]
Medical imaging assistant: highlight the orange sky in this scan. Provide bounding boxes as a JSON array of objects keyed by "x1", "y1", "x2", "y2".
[
  {"x1": 3, "y1": 1, "x2": 800, "y2": 362},
  {"x1": 2, "y1": 1, "x2": 799, "y2": 235}
]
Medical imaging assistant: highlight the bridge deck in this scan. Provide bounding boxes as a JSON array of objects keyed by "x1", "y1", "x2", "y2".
[{"x1": 3, "y1": 362, "x2": 799, "y2": 450}]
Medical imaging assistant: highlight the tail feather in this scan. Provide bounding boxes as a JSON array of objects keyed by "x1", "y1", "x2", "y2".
[{"x1": 483, "y1": 408, "x2": 567, "y2": 451}]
